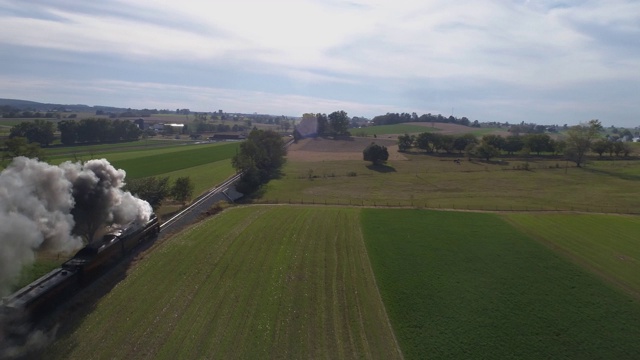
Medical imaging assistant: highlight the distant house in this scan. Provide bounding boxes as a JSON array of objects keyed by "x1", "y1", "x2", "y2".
[
  {"x1": 152, "y1": 123, "x2": 184, "y2": 132},
  {"x1": 134, "y1": 118, "x2": 145, "y2": 129}
]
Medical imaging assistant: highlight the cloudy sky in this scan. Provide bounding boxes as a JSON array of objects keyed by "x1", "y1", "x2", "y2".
[{"x1": 0, "y1": 0, "x2": 638, "y2": 127}]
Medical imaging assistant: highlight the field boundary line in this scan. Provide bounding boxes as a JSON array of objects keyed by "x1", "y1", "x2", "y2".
[{"x1": 355, "y1": 210, "x2": 405, "y2": 360}]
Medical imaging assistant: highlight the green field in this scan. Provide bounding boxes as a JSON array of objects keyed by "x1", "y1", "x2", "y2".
[
  {"x1": 505, "y1": 213, "x2": 640, "y2": 297},
  {"x1": 109, "y1": 142, "x2": 240, "y2": 179},
  {"x1": 44, "y1": 139, "x2": 183, "y2": 159},
  {"x1": 49, "y1": 206, "x2": 401, "y2": 359},
  {"x1": 362, "y1": 209, "x2": 640, "y2": 359},
  {"x1": 351, "y1": 124, "x2": 436, "y2": 136},
  {"x1": 45, "y1": 206, "x2": 640, "y2": 359},
  {"x1": 261, "y1": 154, "x2": 640, "y2": 213},
  {"x1": 46, "y1": 141, "x2": 240, "y2": 179}
]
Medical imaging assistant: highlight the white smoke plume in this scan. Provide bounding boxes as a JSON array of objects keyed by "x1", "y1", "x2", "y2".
[{"x1": 0, "y1": 157, "x2": 152, "y2": 297}]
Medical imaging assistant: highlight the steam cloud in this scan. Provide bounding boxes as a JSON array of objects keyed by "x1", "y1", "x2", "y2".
[{"x1": 0, "y1": 157, "x2": 152, "y2": 297}]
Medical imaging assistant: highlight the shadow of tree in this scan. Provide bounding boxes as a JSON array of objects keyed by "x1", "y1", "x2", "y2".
[
  {"x1": 366, "y1": 164, "x2": 396, "y2": 173},
  {"x1": 580, "y1": 167, "x2": 640, "y2": 181}
]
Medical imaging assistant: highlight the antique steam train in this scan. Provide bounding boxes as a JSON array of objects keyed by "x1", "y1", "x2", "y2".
[{"x1": 1, "y1": 214, "x2": 160, "y2": 330}]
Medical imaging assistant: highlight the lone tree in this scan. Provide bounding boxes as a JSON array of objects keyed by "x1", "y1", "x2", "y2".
[
  {"x1": 232, "y1": 129, "x2": 287, "y2": 194},
  {"x1": 564, "y1": 119, "x2": 602, "y2": 167},
  {"x1": 363, "y1": 142, "x2": 389, "y2": 165},
  {"x1": 171, "y1": 176, "x2": 194, "y2": 203}
]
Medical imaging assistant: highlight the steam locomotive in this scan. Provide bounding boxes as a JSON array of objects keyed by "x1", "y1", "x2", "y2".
[{"x1": 1, "y1": 214, "x2": 160, "y2": 331}]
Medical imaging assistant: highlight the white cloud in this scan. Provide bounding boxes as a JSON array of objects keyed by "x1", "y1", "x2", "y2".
[
  {"x1": 0, "y1": 76, "x2": 392, "y2": 116},
  {"x1": 0, "y1": 0, "x2": 638, "y2": 126}
]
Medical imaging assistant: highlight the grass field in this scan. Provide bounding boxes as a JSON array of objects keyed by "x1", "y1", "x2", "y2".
[
  {"x1": 505, "y1": 213, "x2": 640, "y2": 298},
  {"x1": 44, "y1": 139, "x2": 183, "y2": 159},
  {"x1": 362, "y1": 209, "x2": 640, "y2": 359},
  {"x1": 261, "y1": 151, "x2": 640, "y2": 213},
  {"x1": 351, "y1": 124, "x2": 436, "y2": 136},
  {"x1": 46, "y1": 141, "x2": 240, "y2": 178},
  {"x1": 49, "y1": 206, "x2": 401, "y2": 359},
  {"x1": 108, "y1": 141, "x2": 240, "y2": 179}
]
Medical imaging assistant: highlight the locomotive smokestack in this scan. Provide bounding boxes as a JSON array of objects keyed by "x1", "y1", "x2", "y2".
[{"x1": 0, "y1": 157, "x2": 151, "y2": 296}]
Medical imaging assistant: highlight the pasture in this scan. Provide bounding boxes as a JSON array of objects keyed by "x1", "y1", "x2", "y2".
[
  {"x1": 362, "y1": 209, "x2": 640, "y2": 359},
  {"x1": 261, "y1": 138, "x2": 640, "y2": 214},
  {"x1": 48, "y1": 206, "x2": 401, "y2": 359}
]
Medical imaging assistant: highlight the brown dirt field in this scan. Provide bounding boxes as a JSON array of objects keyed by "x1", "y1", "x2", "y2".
[{"x1": 288, "y1": 137, "x2": 407, "y2": 162}]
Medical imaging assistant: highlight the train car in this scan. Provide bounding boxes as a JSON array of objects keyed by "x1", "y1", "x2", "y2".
[
  {"x1": 1, "y1": 213, "x2": 160, "y2": 338},
  {"x1": 120, "y1": 214, "x2": 160, "y2": 253},
  {"x1": 62, "y1": 233, "x2": 123, "y2": 284},
  {"x1": 62, "y1": 213, "x2": 160, "y2": 284},
  {"x1": 1, "y1": 267, "x2": 79, "y2": 327}
]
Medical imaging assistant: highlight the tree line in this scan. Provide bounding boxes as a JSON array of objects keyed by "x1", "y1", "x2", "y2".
[
  {"x1": 57, "y1": 118, "x2": 141, "y2": 145},
  {"x1": 7, "y1": 118, "x2": 142, "y2": 147},
  {"x1": 297, "y1": 111, "x2": 351, "y2": 139},
  {"x1": 372, "y1": 112, "x2": 474, "y2": 127},
  {"x1": 0, "y1": 105, "x2": 63, "y2": 119},
  {"x1": 398, "y1": 120, "x2": 631, "y2": 167}
]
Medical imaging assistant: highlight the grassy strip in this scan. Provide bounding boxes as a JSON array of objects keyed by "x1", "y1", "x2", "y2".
[
  {"x1": 362, "y1": 209, "x2": 640, "y2": 359},
  {"x1": 504, "y1": 213, "x2": 640, "y2": 297},
  {"x1": 50, "y1": 206, "x2": 400, "y2": 359}
]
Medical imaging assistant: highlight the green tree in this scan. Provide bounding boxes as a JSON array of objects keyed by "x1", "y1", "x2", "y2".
[
  {"x1": 397, "y1": 133, "x2": 415, "y2": 152},
  {"x1": 612, "y1": 141, "x2": 626, "y2": 157},
  {"x1": 453, "y1": 134, "x2": 477, "y2": 153},
  {"x1": 564, "y1": 119, "x2": 602, "y2": 167},
  {"x1": 437, "y1": 134, "x2": 455, "y2": 153},
  {"x1": 591, "y1": 139, "x2": 609, "y2": 157},
  {"x1": 503, "y1": 135, "x2": 524, "y2": 155},
  {"x1": 3, "y1": 137, "x2": 45, "y2": 160},
  {"x1": 232, "y1": 129, "x2": 287, "y2": 194},
  {"x1": 171, "y1": 176, "x2": 194, "y2": 203},
  {"x1": 481, "y1": 134, "x2": 506, "y2": 151},
  {"x1": 363, "y1": 142, "x2": 389, "y2": 165},
  {"x1": 9, "y1": 120, "x2": 55, "y2": 146},
  {"x1": 328, "y1": 110, "x2": 350, "y2": 137},
  {"x1": 125, "y1": 176, "x2": 170, "y2": 210},
  {"x1": 316, "y1": 113, "x2": 329, "y2": 136},
  {"x1": 58, "y1": 120, "x2": 79, "y2": 145},
  {"x1": 415, "y1": 132, "x2": 435, "y2": 152},
  {"x1": 475, "y1": 143, "x2": 500, "y2": 161},
  {"x1": 523, "y1": 133, "x2": 552, "y2": 155}
]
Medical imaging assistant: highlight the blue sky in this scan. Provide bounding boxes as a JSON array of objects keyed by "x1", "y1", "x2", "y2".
[{"x1": 0, "y1": 0, "x2": 638, "y2": 127}]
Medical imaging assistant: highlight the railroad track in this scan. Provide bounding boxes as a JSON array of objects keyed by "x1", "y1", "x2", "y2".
[
  {"x1": 161, "y1": 138, "x2": 293, "y2": 231},
  {"x1": 160, "y1": 172, "x2": 243, "y2": 232}
]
